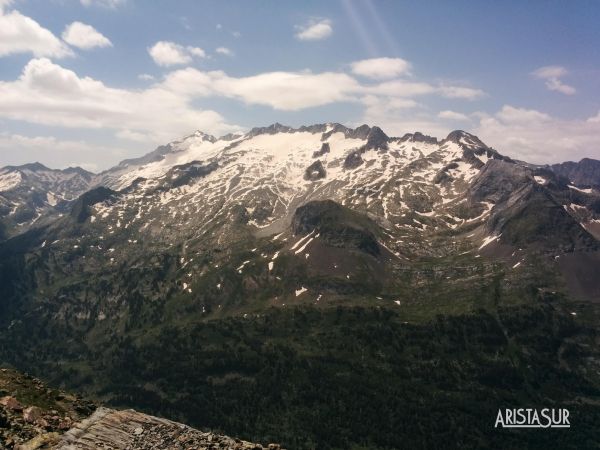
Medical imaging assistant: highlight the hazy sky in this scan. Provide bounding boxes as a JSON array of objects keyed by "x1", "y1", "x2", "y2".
[{"x1": 0, "y1": 0, "x2": 599, "y2": 171}]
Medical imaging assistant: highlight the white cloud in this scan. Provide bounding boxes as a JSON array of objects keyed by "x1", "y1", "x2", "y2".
[
  {"x1": 0, "y1": 8, "x2": 72, "y2": 57},
  {"x1": 62, "y1": 21, "x2": 112, "y2": 50},
  {"x1": 187, "y1": 46, "x2": 206, "y2": 58},
  {"x1": 588, "y1": 111, "x2": 600, "y2": 123},
  {"x1": 115, "y1": 129, "x2": 150, "y2": 142},
  {"x1": 438, "y1": 110, "x2": 470, "y2": 121},
  {"x1": 366, "y1": 79, "x2": 435, "y2": 97},
  {"x1": 216, "y1": 46, "x2": 232, "y2": 56},
  {"x1": 475, "y1": 105, "x2": 600, "y2": 163},
  {"x1": 80, "y1": 0, "x2": 125, "y2": 8},
  {"x1": 532, "y1": 65, "x2": 567, "y2": 79},
  {"x1": 531, "y1": 65, "x2": 576, "y2": 95},
  {"x1": 437, "y1": 85, "x2": 485, "y2": 100},
  {"x1": 148, "y1": 41, "x2": 190, "y2": 66},
  {"x1": 0, "y1": 58, "x2": 240, "y2": 143},
  {"x1": 351, "y1": 57, "x2": 411, "y2": 80},
  {"x1": 138, "y1": 73, "x2": 155, "y2": 81},
  {"x1": 0, "y1": 0, "x2": 13, "y2": 12},
  {"x1": 148, "y1": 41, "x2": 206, "y2": 66},
  {"x1": 495, "y1": 105, "x2": 551, "y2": 124},
  {"x1": 295, "y1": 18, "x2": 332, "y2": 41},
  {"x1": 162, "y1": 68, "x2": 360, "y2": 110}
]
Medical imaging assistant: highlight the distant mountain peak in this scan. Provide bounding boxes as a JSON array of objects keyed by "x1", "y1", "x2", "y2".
[
  {"x1": 443, "y1": 130, "x2": 488, "y2": 149},
  {"x1": 398, "y1": 132, "x2": 438, "y2": 145},
  {"x1": 4, "y1": 162, "x2": 51, "y2": 172}
]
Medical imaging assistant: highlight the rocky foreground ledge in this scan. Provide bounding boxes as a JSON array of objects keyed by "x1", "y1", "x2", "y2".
[
  {"x1": 54, "y1": 407, "x2": 283, "y2": 450},
  {"x1": 0, "y1": 368, "x2": 282, "y2": 450}
]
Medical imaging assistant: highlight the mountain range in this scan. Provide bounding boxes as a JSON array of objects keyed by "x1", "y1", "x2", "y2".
[{"x1": 1, "y1": 123, "x2": 600, "y2": 449}]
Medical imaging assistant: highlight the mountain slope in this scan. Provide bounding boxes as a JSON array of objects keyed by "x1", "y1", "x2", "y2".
[
  {"x1": 0, "y1": 163, "x2": 94, "y2": 241},
  {"x1": 551, "y1": 158, "x2": 600, "y2": 188},
  {"x1": 1, "y1": 123, "x2": 600, "y2": 449}
]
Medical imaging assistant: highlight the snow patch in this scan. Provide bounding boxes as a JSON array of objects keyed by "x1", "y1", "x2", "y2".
[
  {"x1": 479, "y1": 234, "x2": 501, "y2": 250},
  {"x1": 295, "y1": 287, "x2": 307, "y2": 297}
]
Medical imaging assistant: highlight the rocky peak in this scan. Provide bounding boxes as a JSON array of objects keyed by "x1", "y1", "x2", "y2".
[
  {"x1": 468, "y1": 159, "x2": 531, "y2": 204},
  {"x1": 248, "y1": 122, "x2": 293, "y2": 137},
  {"x1": 62, "y1": 166, "x2": 94, "y2": 179},
  {"x1": 4, "y1": 162, "x2": 50, "y2": 173},
  {"x1": 349, "y1": 124, "x2": 372, "y2": 140},
  {"x1": 70, "y1": 186, "x2": 116, "y2": 223},
  {"x1": 551, "y1": 157, "x2": 600, "y2": 188},
  {"x1": 188, "y1": 130, "x2": 217, "y2": 143},
  {"x1": 399, "y1": 132, "x2": 438, "y2": 145},
  {"x1": 443, "y1": 130, "x2": 488, "y2": 150},
  {"x1": 364, "y1": 126, "x2": 389, "y2": 150}
]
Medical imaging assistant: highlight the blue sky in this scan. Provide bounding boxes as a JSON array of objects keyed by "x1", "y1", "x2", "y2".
[{"x1": 0, "y1": 0, "x2": 599, "y2": 171}]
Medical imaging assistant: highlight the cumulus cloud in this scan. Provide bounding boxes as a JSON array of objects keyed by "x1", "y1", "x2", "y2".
[
  {"x1": 162, "y1": 68, "x2": 359, "y2": 110},
  {"x1": 295, "y1": 18, "x2": 332, "y2": 41},
  {"x1": 475, "y1": 105, "x2": 600, "y2": 163},
  {"x1": 0, "y1": 55, "x2": 488, "y2": 143},
  {"x1": 62, "y1": 22, "x2": 112, "y2": 50},
  {"x1": 531, "y1": 65, "x2": 576, "y2": 95},
  {"x1": 0, "y1": 8, "x2": 72, "y2": 57},
  {"x1": 366, "y1": 79, "x2": 435, "y2": 97},
  {"x1": 215, "y1": 47, "x2": 233, "y2": 56},
  {"x1": 187, "y1": 46, "x2": 206, "y2": 58},
  {"x1": 148, "y1": 41, "x2": 205, "y2": 66},
  {"x1": 494, "y1": 105, "x2": 551, "y2": 124},
  {"x1": 351, "y1": 57, "x2": 411, "y2": 80},
  {"x1": 160, "y1": 65, "x2": 475, "y2": 112},
  {"x1": 0, "y1": 58, "x2": 240, "y2": 143},
  {"x1": 438, "y1": 110, "x2": 470, "y2": 121}
]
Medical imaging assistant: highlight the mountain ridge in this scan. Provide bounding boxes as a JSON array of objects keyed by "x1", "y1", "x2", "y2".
[{"x1": 1, "y1": 122, "x2": 600, "y2": 449}]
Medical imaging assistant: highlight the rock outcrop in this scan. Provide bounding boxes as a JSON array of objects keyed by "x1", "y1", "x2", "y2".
[
  {"x1": 55, "y1": 408, "x2": 283, "y2": 450},
  {"x1": 0, "y1": 368, "x2": 282, "y2": 450}
]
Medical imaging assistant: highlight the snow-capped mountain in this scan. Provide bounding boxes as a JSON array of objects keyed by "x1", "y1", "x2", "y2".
[
  {"x1": 76, "y1": 122, "x2": 599, "y2": 258},
  {"x1": 2, "y1": 123, "x2": 600, "y2": 278},
  {"x1": 0, "y1": 163, "x2": 93, "y2": 239},
  {"x1": 1, "y1": 122, "x2": 600, "y2": 314},
  {"x1": 2, "y1": 123, "x2": 600, "y2": 450}
]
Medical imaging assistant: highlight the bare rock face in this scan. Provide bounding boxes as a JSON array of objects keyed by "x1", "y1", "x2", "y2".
[
  {"x1": 343, "y1": 150, "x2": 364, "y2": 169},
  {"x1": 312, "y1": 142, "x2": 330, "y2": 158},
  {"x1": 304, "y1": 160, "x2": 326, "y2": 181},
  {"x1": 55, "y1": 407, "x2": 283, "y2": 450},
  {"x1": 551, "y1": 158, "x2": 600, "y2": 188}
]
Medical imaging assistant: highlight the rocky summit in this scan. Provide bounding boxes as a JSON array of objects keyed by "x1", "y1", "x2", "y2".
[{"x1": 1, "y1": 123, "x2": 600, "y2": 449}]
